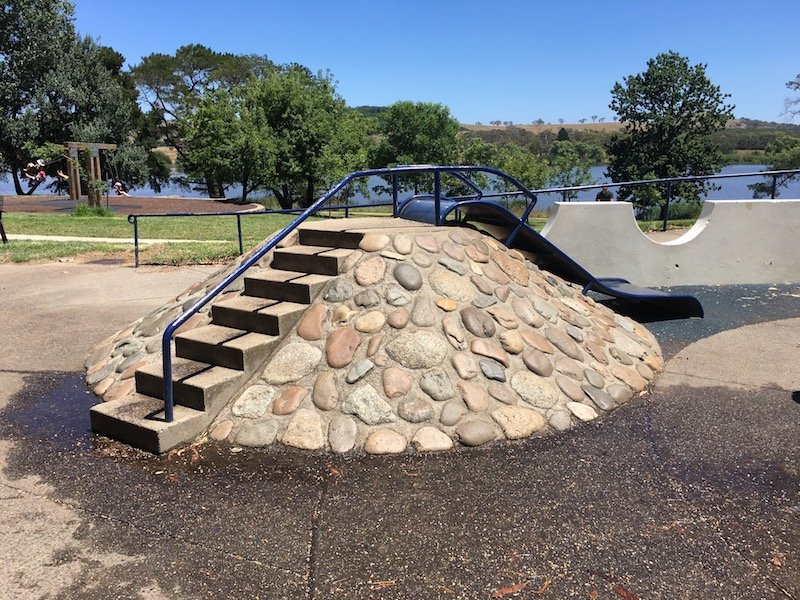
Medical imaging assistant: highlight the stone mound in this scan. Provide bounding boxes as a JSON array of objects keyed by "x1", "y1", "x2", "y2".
[{"x1": 86, "y1": 222, "x2": 663, "y2": 455}]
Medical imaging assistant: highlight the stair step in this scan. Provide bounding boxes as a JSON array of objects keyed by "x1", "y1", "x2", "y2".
[
  {"x1": 298, "y1": 228, "x2": 364, "y2": 249},
  {"x1": 135, "y1": 357, "x2": 245, "y2": 411},
  {"x1": 175, "y1": 324, "x2": 280, "y2": 371},
  {"x1": 90, "y1": 394, "x2": 211, "y2": 454},
  {"x1": 244, "y1": 269, "x2": 332, "y2": 303},
  {"x1": 271, "y1": 245, "x2": 354, "y2": 275},
  {"x1": 211, "y1": 296, "x2": 308, "y2": 335}
]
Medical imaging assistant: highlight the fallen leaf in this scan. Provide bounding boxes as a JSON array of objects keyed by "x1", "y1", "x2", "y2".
[
  {"x1": 534, "y1": 579, "x2": 551, "y2": 595},
  {"x1": 492, "y1": 581, "x2": 528, "y2": 597},
  {"x1": 613, "y1": 583, "x2": 639, "y2": 600},
  {"x1": 772, "y1": 556, "x2": 783, "y2": 569},
  {"x1": 588, "y1": 591, "x2": 599, "y2": 600}
]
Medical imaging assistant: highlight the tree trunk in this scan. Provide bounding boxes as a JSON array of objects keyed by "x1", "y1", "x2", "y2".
[
  {"x1": 207, "y1": 178, "x2": 224, "y2": 199},
  {"x1": 272, "y1": 185, "x2": 293, "y2": 210},
  {"x1": 302, "y1": 176, "x2": 315, "y2": 208}
]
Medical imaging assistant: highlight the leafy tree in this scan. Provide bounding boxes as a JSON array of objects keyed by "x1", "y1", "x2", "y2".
[
  {"x1": 372, "y1": 101, "x2": 460, "y2": 167},
  {"x1": 557, "y1": 127, "x2": 570, "y2": 141},
  {"x1": 547, "y1": 141, "x2": 594, "y2": 198},
  {"x1": 606, "y1": 51, "x2": 735, "y2": 212},
  {"x1": 748, "y1": 136, "x2": 800, "y2": 197},
  {"x1": 786, "y1": 73, "x2": 800, "y2": 118}
]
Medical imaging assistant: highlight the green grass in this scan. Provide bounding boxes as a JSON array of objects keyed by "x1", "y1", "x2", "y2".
[
  {"x1": 0, "y1": 240, "x2": 132, "y2": 263},
  {"x1": 637, "y1": 218, "x2": 696, "y2": 232}
]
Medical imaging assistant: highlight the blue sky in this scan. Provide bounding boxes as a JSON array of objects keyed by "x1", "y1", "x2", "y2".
[{"x1": 72, "y1": 0, "x2": 799, "y2": 124}]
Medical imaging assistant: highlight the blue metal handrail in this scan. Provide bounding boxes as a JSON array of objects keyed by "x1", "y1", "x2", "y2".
[{"x1": 158, "y1": 165, "x2": 536, "y2": 421}]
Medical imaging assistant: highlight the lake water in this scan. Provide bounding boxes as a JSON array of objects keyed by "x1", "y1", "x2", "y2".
[{"x1": 3, "y1": 164, "x2": 798, "y2": 209}]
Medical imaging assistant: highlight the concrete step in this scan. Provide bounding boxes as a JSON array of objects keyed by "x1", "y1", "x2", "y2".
[
  {"x1": 175, "y1": 324, "x2": 280, "y2": 371},
  {"x1": 90, "y1": 394, "x2": 212, "y2": 454},
  {"x1": 298, "y1": 228, "x2": 364, "y2": 249},
  {"x1": 135, "y1": 357, "x2": 246, "y2": 411},
  {"x1": 211, "y1": 295, "x2": 308, "y2": 335},
  {"x1": 244, "y1": 269, "x2": 332, "y2": 304},
  {"x1": 271, "y1": 245, "x2": 354, "y2": 275}
]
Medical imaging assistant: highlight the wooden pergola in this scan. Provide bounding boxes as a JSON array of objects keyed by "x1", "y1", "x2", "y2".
[{"x1": 64, "y1": 142, "x2": 117, "y2": 201}]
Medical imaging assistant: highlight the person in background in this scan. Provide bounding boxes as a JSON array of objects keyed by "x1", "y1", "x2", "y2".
[
  {"x1": 113, "y1": 181, "x2": 130, "y2": 196},
  {"x1": 595, "y1": 186, "x2": 614, "y2": 201}
]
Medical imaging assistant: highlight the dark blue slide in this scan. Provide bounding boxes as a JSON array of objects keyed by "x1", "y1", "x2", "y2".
[{"x1": 435, "y1": 200, "x2": 704, "y2": 320}]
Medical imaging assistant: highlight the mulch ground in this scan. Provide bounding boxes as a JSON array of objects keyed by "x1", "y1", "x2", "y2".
[{"x1": 0, "y1": 194, "x2": 263, "y2": 215}]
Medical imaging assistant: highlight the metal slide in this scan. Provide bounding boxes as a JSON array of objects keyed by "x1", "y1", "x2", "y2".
[{"x1": 404, "y1": 198, "x2": 704, "y2": 320}]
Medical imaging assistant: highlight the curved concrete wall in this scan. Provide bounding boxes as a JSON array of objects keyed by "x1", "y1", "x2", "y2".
[{"x1": 540, "y1": 200, "x2": 800, "y2": 286}]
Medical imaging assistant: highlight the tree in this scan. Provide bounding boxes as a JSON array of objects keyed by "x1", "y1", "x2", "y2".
[
  {"x1": 786, "y1": 73, "x2": 800, "y2": 118},
  {"x1": 748, "y1": 135, "x2": 800, "y2": 198},
  {"x1": 372, "y1": 101, "x2": 460, "y2": 167},
  {"x1": 606, "y1": 51, "x2": 735, "y2": 212},
  {"x1": 548, "y1": 141, "x2": 594, "y2": 198}
]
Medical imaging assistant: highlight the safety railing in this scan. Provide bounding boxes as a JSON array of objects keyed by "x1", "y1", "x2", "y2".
[{"x1": 157, "y1": 165, "x2": 537, "y2": 421}]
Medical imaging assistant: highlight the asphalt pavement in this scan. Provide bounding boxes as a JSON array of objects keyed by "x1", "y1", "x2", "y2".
[{"x1": 0, "y1": 261, "x2": 798, "y2": 599}]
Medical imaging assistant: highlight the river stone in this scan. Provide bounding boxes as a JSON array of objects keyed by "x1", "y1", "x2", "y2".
[
  {"x1": 332, "y1": 304, "x2": 356, "y2": 325},
  {"x1": 451, "y1": 352, "x2": 478, "y2": 379},
  {"x1": 607, "y1": 383, "x2": 634, "y2": 404},
  {"x1": 584, "y1": 368, "x2": 606, "y2": 389},
  {"x1": 86, "y1": 360, "x2": 119, "y2": 385},
  {"x1": 359, "y1": 233, "x2": 390, "y2": 252},
  {"x1": 272, "y1": 385, "x2": 308, "y2": 415},
  {"x1": 410, "y1": 292, "x2": 437, "y2": 327},
  {"x1": 411, "y1": 252, "x2": 433, "y2": 268},
  {"x1": 487, "y1": 383, "x2": 516, "y2": 406},
  {"x1": 209, "y1": 420, "x2": 233, "y2": 441},
  {"x1": 435, "y1": 298, "x2": 459, "y2": 312},
  {"x1": 282, "y1": 409, "x2": 325, "y2": 450},
  {"x1": 479, "y1": 359, "x2": 506, "y2": 382},
  {"x1": 549, "y1": 410, "x2": 572, "y2": 431},
  {"x1": 412, "y1": 427, "x2": 454, "y2": 452},
  {"x1": 498, "y1": 330, "x2": 524, "y2": 354},
  {"x1": 490, "y1": 250, "x2": 529, "y2": 286},
  {"x1": 398, "y1": 396, "x2": 434, "y2": 423},
  {"x1": 116, "y1": 350, "x2": 146, "y2": 373},
  {"x1": 93, "y1": 376, "x2": 115, "y2": 397},
  {"x1": 354, "y1": 256, "x2": 386, "y2": 286},
  {"x1": 394, "y1": 263, "x2": 423, "y2": 290},
  {"x1": 341, "y1": 385, "x2": 396, "y2": 424},
  {"x1": 386, "y1": 331, "x2": 449, "y2": 369},
  {"x1": 232, "y1": 384, "x2": 275, "y2": 418},
  {"x1": 470, "y1": 275, "x2": 495, "y2": 296},
  {"x1": 460, "y1": 306, "x2": 496, "y2": 338},
  {"x1": 508, "y1": 282, "x2": 528, "y2": 298},
  {"x1": 324, "y1": 278, "x2": 353, "y2": 302},
  {"x1": 103, "y1": 380, "x2": 134, "y2": 402},
  {"x1": 346, "y1": 358, "x2": 375, "y2": 383},
  {"x1": 612, "y1": 365, "x2": 648, "y2": 392},
  {"x1": 582, "y1": 384, "x2": 616, "y2": 411},
  {"x1": 442, "y1": 240, "x2": 466, "y2": 261},
  {"x1": 420, "y1": 370, "x2": 455, "y2": 401},
  {"x1": 520, "y1": 330, "x2": 556, "y2": 354},
  {"x1": 328, "y1": 414, "x2": 358, "y2": 453},
  {"x1": 637, "y1": 362, "x2": 655, "y2": 381},
  {"x1": 385, "y1": 286, "x2": 411, "y2": 306},
  {"x1": 416, "y1": 234, "x2": 439, "y2": 253},
  {"x1": 495, "y1": 287, "x2": 511, "y2": 304},
  {"x1": 471, "y1": 339, "x2": 509, "y2": 367},
  {"x1": 354, "y1": 288, "x2": 382, "y2": 308},
  {"x1": 566, "y1": 402, "x2": 598, "y2": 422},
  {"x1": 465, "y1": 244, "x2": 489, "y2": 263},
  {"x1": 297, "y1": 304, "x2": 327, "y2": 341},
  {"x1": 471, "y1": 294, "x2": 497, "y2": 309},
  {"x1": 522, "y1": 349, "x2": 554, "y2": 377},
  {"x1": 481, "y1": 262, "x2": 510, "y2": 286},
  {"x1": 312, "y1": 371, "x2": 339, "y2": 410},
  {"x1": 234, "y1": 421, "x2": 279, "y2": 447},
  {"x1": 354, "y1": 310, "x2": 386, "y2": 333},
  {"x1": 380, "y1": 250, "x2": 406, "y2": 261},
  {"x1": 545, "y1": 328, "x2": 583, "y2": 360},
  {"x1": 366, "y1": 334, "x2": 383, "y2": 357},
  {"x1": 487, "y1": 305, "x2": 519, "y2": 329},
  {"x1": 440, "y1": 400, "x2": 469, "y2": 426},
  {"x1": 387, "y1": 308, "x2": 410, "y2": 329},
  {"x1": 584, "y1": 341, "x2": 609, "y2": 365},
  {"x1": 565, "y1": 325, "x2": 584, "y2": 343},
  {"x1": 393, "y1": 234, "x2": 413, "y2": 254},
  {"x1": 469, "y1": 262, "x2": 484, "y2": 276},
  {"x1": 438, "y1": 257, "x2": 469, "y2": 275},
  {"x1": 383, "y1": 367, "x2": 412, "y2": 398},
  {"x1": 325, "y1": 327, "x2": 361, "y2": 368},
  {"x1": 512, "y1": 298, "x2": 544, "y2": 328},
  {"x1": 458, "y1": 381, "x2": 489, "y2": 412},
  {"x1": 532, "y1": 298, "x2": 559, "y2": 323},
  {"x1": 644, "y1": 354, "x2": 663, "y2": 371},
  {"x1": 609, "y1": 346, "x2": 634, "y2": 365},
  {"x1": 456, "y1": 420, "x2": 497, "y2": 447},
  {"x1": 492, "y1": 405, "x2": 546, "y2": 439},
  {"x1": 556, "y1": 375, "x2": 586, "y2": 401},
  {"x1": 429, "y1": 268, "x2": 476, "y2": 302},
  {"x1": 511, "y1": 372, "x2": 560, "y2": 409},
  {"x1": 365, "y1": 429, "x2": 407, "y2": 455},
  {"x1": 442, "y1": 312, "x2": 467, "y2": 350},
  {"x1": 555, "y1": 357, "x2": 584, "y2": 381}
]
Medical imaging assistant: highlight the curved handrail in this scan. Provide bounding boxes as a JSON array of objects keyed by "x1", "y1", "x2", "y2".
[{"x1": 158, "y1": 164, "x2": 535, "y2": 421}]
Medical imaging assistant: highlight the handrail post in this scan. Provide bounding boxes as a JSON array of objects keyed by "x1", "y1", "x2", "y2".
[
  {"x1": 132, "y1": 216, "x2": 139, "y2": 268},
  {"x1": 236, "y1": 214, "x2": 243, "y2": 255},
  {"x1": 562, "y1": 190, "x2": 568, "y2": 203},
  {"x1": 771, "y1": 175, "x2": 778, "y2": 199},
  {"x1": 662, "y1": 181, "x2": 673, "y2": 232},
  {"x1": 434, "y1": 171, "x2": 442, "y2": 225},
  {"x1": 392, "y1": 174, "x2": 399, "y2": 217}
]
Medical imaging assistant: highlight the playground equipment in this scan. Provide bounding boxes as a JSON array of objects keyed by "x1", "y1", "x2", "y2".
[{"x1": 63, "y1": 142, "x2": 117, "y2": 203}]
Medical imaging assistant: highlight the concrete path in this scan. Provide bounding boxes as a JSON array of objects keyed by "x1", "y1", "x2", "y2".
[{"x1": 0, "y1": 263, "x2": 798, "y2": 598}]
